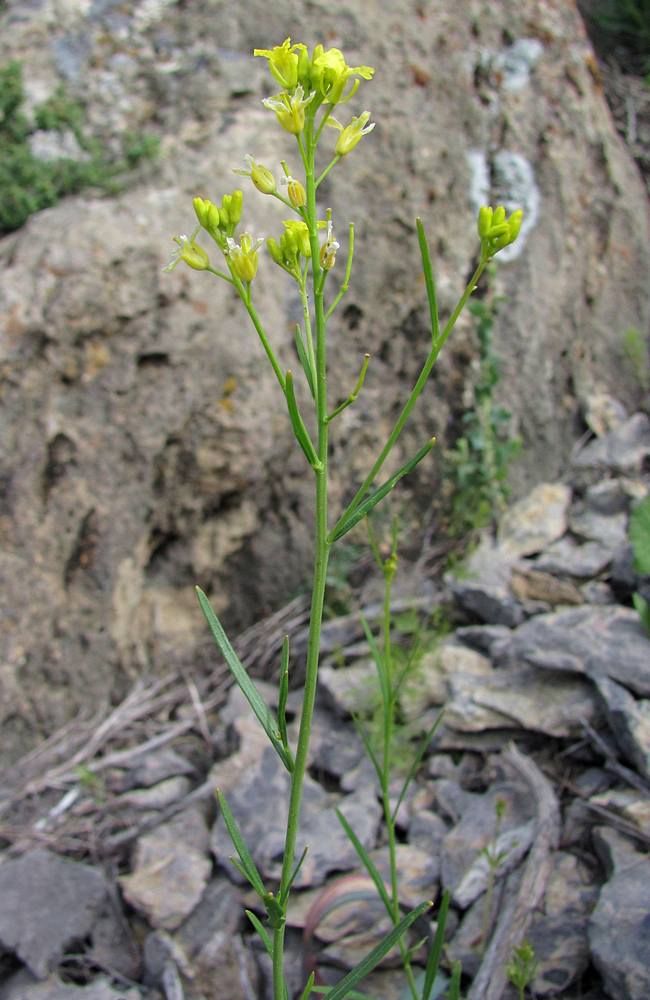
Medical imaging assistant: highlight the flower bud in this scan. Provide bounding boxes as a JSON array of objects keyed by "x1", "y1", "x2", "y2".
[
  {"x1": 332, "y1": 111, "x2": 375, "y2": 156},
  {"x1": 284, "y1": 176, "x2": 306, "y2": 209},
  {"x1": 477, "y1": 206, "x2": 493, "y2": 239},
  {"x1": 234, "y1": 155, "x2": 276, "y2": 195}
]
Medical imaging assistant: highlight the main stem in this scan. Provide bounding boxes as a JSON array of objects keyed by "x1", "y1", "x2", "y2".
[{"x1": 272, "y1": 112, "x2": 330, "y2": 1000}]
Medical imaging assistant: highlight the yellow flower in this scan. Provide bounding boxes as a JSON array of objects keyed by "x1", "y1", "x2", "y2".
[
  {"x1": 226, "y1": 233, "x2": 264, "y2": 283},
  {"x1": 254, "y1": 38, "x2": 308, "y2": 91},
  {"x1": 329, "y1": 111, "x2": 375, "y2": 155},
  {"x1": 310, "y1": 45, "x2": 374, "y2": 104},
  {"x1": 233, "y1": 155, "x2": 276, "y2": 195},
  {"x1": 262, "y1": 85, "x2": 315, "y2": 134},
  {"x1": 163, "y1": 228, "x2": 210, "y2": 272}
]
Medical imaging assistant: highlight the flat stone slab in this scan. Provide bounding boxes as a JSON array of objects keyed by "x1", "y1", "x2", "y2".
[
  {"x1": 498, "y1": 605, "x2": 650, "y2": 696},
  {"x1": 0, "y1": 850, "x2": 108, "y2": 979}
]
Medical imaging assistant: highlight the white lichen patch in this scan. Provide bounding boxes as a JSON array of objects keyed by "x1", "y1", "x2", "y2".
[{"x1": 492, "y1": 38, "x2": 544, "y2": 92}]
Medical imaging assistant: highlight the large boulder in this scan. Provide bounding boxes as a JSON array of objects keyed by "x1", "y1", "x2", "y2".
[{"x1": 1, "y1": 0, "x2": 648, "y2": 759}]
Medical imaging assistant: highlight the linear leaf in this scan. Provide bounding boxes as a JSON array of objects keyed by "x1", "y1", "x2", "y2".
[
  {"x1": 329, "y1": 438, "x2": 436, "y2": 543},
  {"x1": 217, "y1": 789, "x2": 266, "y2": 897},
  {"x1": 286, "y1": 370, "x2": 320, "y2": 469},
  {"x1": 422, "y1": 890, "x2": 450, "y2": 1000},
  {"x1": 280, "y1": 845, "x2": 309, "y2": 905},
  {"x1": 322, "y1": 901, "x2": 432, "y2": 1000},
  {"x1": 298, "y1": 972, "x2": 316, "y2": 1000},
  {"x1": 335, "y1": 808, "x2": 393, "y2": 915},
  {"x1": 196, "y1": 587, "x2": 294, "y2": 772},
  {"x1": 352, "y1": 716, "x2": 383, "y2": 785},
  {"x1": 246, "y1": 909, "x2": 273, "y2": 958},
  {"x1": 294, "y1": 324, "x2": 316, "y2": 399},
  {"x1": 416, "y1": 217, "x2": 440, "y2": 347},
  {"x1": 447, "y1": 959, "x2": 462, "y2": 1000}
]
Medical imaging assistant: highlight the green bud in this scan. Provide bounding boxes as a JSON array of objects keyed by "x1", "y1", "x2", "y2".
[
  {"x1": 234, "y1": 155, "x2": 276, "y2": 195},
  {"x1": 478, "y1": 205, "x2": 524, "y2": 260},
  {"x1": 226, "y1": 233, "x2": 264, "y2": 283},
  {"x1": 267, "y1": 237, "x2": 284, "y2": 266},
  {"x1": 285, "y1": 176, "x2": 307, "y2": 208},
  {"x1": 477, "y1": 206, "x2": 493, "y2": 238},
  {"x1": 492, "y1": 205, "x2": 507, "y2": 226}
]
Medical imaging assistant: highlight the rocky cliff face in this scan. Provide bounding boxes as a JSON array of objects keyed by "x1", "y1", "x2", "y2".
[{"x1": 1, "y1": 0, "x2": 648, "y2": 760}]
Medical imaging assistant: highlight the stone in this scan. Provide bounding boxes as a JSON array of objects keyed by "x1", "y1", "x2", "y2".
[
  {"x1": 0, "y1": 971, "x2": 140, "y2": 1000},
  {"x1": 211, "y1": 741, "x2": 381, "y2": 889},
  {"x1": 115, "y1": 774, "x2": 191, "y2": 809},
  {"x1": 400, "y1": 642, "x2": 493, "y2": 721},
  {"x1": 111, "y1": 747, "x2": 195, "y2": 791},
  {"x1": 594, "y1": 676, "x2": 650, "y2": 781},
  {"x1": 497, "y1": 483, "x2": 572, "y2": 558},
  {"x1": 589, "y1": 827, "x2": 650, "y2": 1000},
  {"x1": 119, "y1": 807, "x2": 212, "y2": 930},
  {"x1": 568, "y1": 506, "x2": 628, "y2": 550},
  {"x1": 447, "y1": 536, "x2": 525, "y2": 627},
  {"x1": 533, "y1": 537, "x2": 614, "y2": 579},
  {"x1": 572, "y1": 413, "x2": 650, "y2": 475},
  {"x1": 497, "y1": 605, "x2": 650, "y2": 696},
  {"x1": 509, "y1": 566, "x2": 584, "y2": 606},
  {"x1": 590, "y1": 789, "x2": 650, "y2": 839},
  {"x1": 445, "y1": 663, "x2": 600, "y2": 737},
  {"x1": 526, "y1": 852, "x2": 600, "y2": 996},
  {"x1": 318, "y1": 661, "x2": 379, "y2": 718},
  {"x1": 439, "y1": 781, "x2": 534, "y2": 900},
  {"x1": 0, "y1": 850, "x2": 109, "y2": 979}
]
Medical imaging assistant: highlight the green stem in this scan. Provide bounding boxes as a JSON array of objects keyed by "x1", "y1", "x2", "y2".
[
  {"x1": 272, "y1": 109, "x2": 331, "y2": 1000},
  {"x1": 335, "y1": 259, "x2": 486, "y2": 533}
]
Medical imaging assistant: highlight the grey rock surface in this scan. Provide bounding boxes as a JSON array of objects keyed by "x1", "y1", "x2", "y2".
[
  {"x1": 0, "y1": 850, "x2": 109, "y2": 980},
  {"x1": 1, "y1": 0, "x2": 649, "y2": 761},
  {"x1": 0, "y1": 972, "x2": 140, "y2": 1000},
  {"x1": 589, "y1": 828, "x2": 650, "y2": 1000}
]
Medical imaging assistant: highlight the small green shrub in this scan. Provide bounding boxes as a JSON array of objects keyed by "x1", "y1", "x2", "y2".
[
  {"x1": 629, "y1": 494, "x2": 650, "y2": 633},
  {"x1": 0, "y1": 61, "x2": 159, "y2": 235},
  {"x1": 444, "y1": 272, "x2": 521, "y2": 537}
]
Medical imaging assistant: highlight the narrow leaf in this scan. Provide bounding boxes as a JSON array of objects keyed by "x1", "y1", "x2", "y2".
[
  {"x1": 329, "y1": 438, "x2": 436, "y2": 543},
  {"x1": 360, "y1": 614, "x2": 389, "y2": 713},
  {"x1": 335, "y1": 808, "x2": 393, "y2": 915},
  {"x1": 294, "y1": 324, "x2": 316, "y2": 399},
  {"x1": 196, "y1": 587, "x2": 294, "y2": 772},
  {"x1": 323, "y1": 901, "x2": 432, "y2": 1000},
  {"x1": 286, "y1": 370, "x2": 320, "y2": 469},
  {"x1": 217, "y1": 789, "x2": 266, "y2": 897},
  {"x1": 298, "y1": 972, "x2": 316, "y2": 1000},
  {"x1": 447, "y1": 959, "x2": 462, "y2": 1000},
  {"x1": 422, "y1": 890, "x2": 450, "y2": 1000},
  {"x1": 352, "y1": 716, "x2": 383, "y2": 785},
  {"x1": 392, "y1": 709, "x2": 444, "y2": 823},
  {"x1": 280, "y1": 845, "x2": 309, "y2": 904},
  {"x1": 246, "y1": 909, "x2": 273, "y2": 958},
  {"x1": 416, "y1": 217, "x2": 440, "y2": 347}
]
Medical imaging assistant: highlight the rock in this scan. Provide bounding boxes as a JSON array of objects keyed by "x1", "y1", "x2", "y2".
[
  {"x1": 533, "y1": 537, "x2": 613, "y2": 578},
  {"x1": 308, "y1": 708, "x2": 378, "y2": 794},
  {"x1": 210, "y1": 742, "x2": 381, "y2": 889},
  {"x1": 0, "y1": 850, "x2": 109, "y2": 979},
  {"x1": 119, "y1": 807, "x2": 212, "y2": 930},
  {"x1": 497, "y1": 605, "x2": 650, "y2": 696},
  {"x1": 400, "y1": 642, "x2": 493, "y2": 721},
  {"x1": 115, "y1": 774, "x2": 191, "y2": 809},
  {"x1": 497, "y1": 483, "x2": 572, "y2": 558},
  {"x1": 582, "y1": 391, "x2": 629, "y2": 437},
  {"x1": 0, "y1": 971, "x2": 140, "y2": 1000},
  {"x1": 572, "y1": 413, "x2": 650, "y2": 475},
  {"x1": 526, "y1": 852, "x2": 599, "y2": 996},
  {"x1": 589, "y1": 827, "x2": 650, "y2": 1000},
  {"x1": 445, "y1": 663, "x2": 600, "y2": 737},
  {"x1": 568, "y1": 506, "x2": 628, "y2": 550},
  {"x1": 448, "y1": 537, "x2": 524, "y2": 627},
  {"x1": 439, "y1": 781, "x2": 534, "y2": 900},
  {"x1": 590, "y1": 789, "x2": 650, "y2": 839},
  {"x1": 594, "y1": 676, "x2": 650, "y2": 781},
  {"x1": 111, "y1": 747, "x2": 195, "y2": 791},
  {"x1": 318, "y1": 661, "x2": 379, "y2": 718},
  {"x1": 509, "y1": 566, "x2": 584, "y2": 607}
]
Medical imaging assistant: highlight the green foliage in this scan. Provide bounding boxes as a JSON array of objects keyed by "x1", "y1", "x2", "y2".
[
  {"x1": 506, "y1": 940, "x2": 538, "y2": 1000},
  {"x1": 590, "y1": 0, "x2": 650, "y2": 71},
  {"x1": 444, "y1": 275, "x2": 521, "y2": 537},
  {"x1": 622, "y1": 327, "x2": 650, "y2": 392},
  {"x1": 0, "y1": 61, "x2": 158, "y2": 235},
  {"x1": 629, "y1": 494, "x2": 650, "y2": 634}
]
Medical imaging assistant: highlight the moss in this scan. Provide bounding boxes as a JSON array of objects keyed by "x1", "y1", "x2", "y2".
[{"x1": 0, "y1": 61, "x2": 159, "y2": 235}]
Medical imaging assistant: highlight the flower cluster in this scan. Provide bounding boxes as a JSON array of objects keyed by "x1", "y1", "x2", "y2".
[{"x1": 478, "y1": 205, "x2": 523, "y2": 260}]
